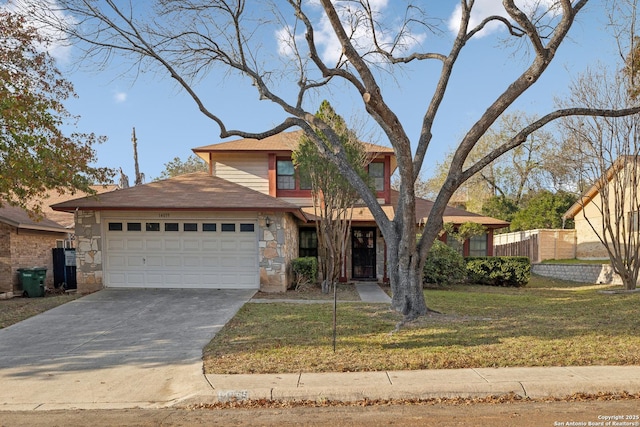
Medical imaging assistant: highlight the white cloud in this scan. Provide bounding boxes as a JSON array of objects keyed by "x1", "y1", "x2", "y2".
[
  {"x1": 447, "y1": 0, "x2": 559, "y2": 38},
  {"x1": 113, "y1": 91, "x2": 128, "y2": 103},
  {"x1": 277, "y1": 1, "x2": 426, "y2": 65},
  {"x1": 2, "y1": 0, "x2": 76, "y2": 63}
]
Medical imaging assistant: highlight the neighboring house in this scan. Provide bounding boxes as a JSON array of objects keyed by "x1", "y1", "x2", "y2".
[
  {"x1": 51, "y1": 130, "x2": 508, "y2": 293},
  {"x1": 562, "y1": 156, "x2": 638, "y2": 260},
  {"x1": 0, "y1": 205, "x2": 70, "y2": 296},
  {"x1": 0, "y1": 185, "x2": 119, "y2": 297}
]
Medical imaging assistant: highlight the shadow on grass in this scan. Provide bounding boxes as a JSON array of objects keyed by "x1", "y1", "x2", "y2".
[{"x1": 205, "y1": 281, "x2": 640, "y2": 373}]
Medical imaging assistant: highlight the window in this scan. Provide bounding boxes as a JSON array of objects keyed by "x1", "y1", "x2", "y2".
[
  {"x1": 369, "y1": 163, "x2": 385, "y2": 191},
  {"x1": 277, "y1": 160, "x2": 296, "y2": 190},
  {"x1": 469, "y1": 234, "x2": 488, "y2": 257},
  {"x1": 146, "y1": 222, "x2": 160, "y2": 232},
  {"x1": 446, "y1": 235, "x2": 463, "y2": 255},
  {"x1": 184, "y1": 223, "x2": 198, "y2": 232},
  {"x1": 221, "y1": 223, "x2": 236, "y2": 232},
  {"x1": 165, "y1": 223, "x2": 179, "y2": 232},
  {"x1": 108, "y1": 222, "x2": 123, "y2": 231},
  {"x1": 276, "y1": 158, "x2": 311, "y2": 191},
  {"x1": 203, "y1": 223, "x2": 217, "y2": 232},
  {"x1": 127, "y1": 222, "x2": 142, "y2": 231},
  {"x1": 299, "y1": 229, "x2": 318, "y2": 258},
  {"x1": 240, "y1": 223, "x2": 255, "y2": 232}
]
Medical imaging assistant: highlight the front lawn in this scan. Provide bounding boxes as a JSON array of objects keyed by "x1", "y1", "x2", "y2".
[
  {"x1": 203, "y1": 275, "x2": 640, "y2": 374},
  {"x1": 0, "y1": 293, "x2": 82, "y2": 329}
]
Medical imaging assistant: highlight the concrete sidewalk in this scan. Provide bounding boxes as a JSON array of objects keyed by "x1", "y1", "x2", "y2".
[
  {"x1": 203, "y1": 366, "x2": 640, "y2": 403},
  {"x1": 2, "y1": 284, "x2": 639, "y2": 410}
]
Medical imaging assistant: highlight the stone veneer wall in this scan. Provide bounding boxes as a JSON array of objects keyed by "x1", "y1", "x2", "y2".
[
  {"x1": 0, "y1": 223, "x2": 63, "y2": 295},
  {"x1": 74, "y1": 211, "x2": 104, "y2": 293},
  {"x1": 532, "y1": 263, "x2": 621, "y2": 285},
  {"x1": 258, "y1": 212, "x2": 298, "y2": 292}
]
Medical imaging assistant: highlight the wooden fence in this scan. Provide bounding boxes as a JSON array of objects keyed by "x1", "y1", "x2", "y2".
[
  {"x1": 493, "y1": 229, "x2": 576, "y2": 263},
  {"x1": 494, "y1": 234, "x2": 539, "y2": 262}
]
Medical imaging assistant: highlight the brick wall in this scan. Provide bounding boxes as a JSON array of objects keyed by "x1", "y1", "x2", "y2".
[{"x1": 0, "y1": 222, "x2": 66, "y2": 294}]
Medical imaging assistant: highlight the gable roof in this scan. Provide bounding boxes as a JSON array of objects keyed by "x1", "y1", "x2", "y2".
[
  {"x1": 192, "y1": 130, "x2": 395, "y2": 155},
  {"x1": 51, "y1": 172, "x2": 305, "y2": 218},
  {"x1": 301, "y1": 190, "x2": 509, "y2": 228},
  {"x1": 563, "y1": 155, "x2": 636, "y2": 220},
  {"x1": 0, "y1": 204, "x2": 69, "y2": 234}
]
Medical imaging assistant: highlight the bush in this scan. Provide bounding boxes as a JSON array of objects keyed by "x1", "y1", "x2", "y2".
[
  {"x1": 291, "y1": 257, "x2": 318, "y2": 289},
  {"x1": 465, "y1": 257, "x2": 530, "y2": 287},
  {"x1": 423, "y1": 240, "x2": 466, "y2": 286}
]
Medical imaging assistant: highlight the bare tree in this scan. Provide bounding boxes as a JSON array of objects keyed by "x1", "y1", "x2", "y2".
[
  {"x1": 33, "y1": 0, "x2": 640, "y2": 319},
  {"x1": 560, "y1": 68, "x2": 640, "y2": 291},
  {"x1": 421, "y1": 111, "x2": 572, "y2": 211}
]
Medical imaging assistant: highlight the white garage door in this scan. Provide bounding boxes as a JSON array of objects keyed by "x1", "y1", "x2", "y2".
[{"x1": 104, "y1": 219, "x2": 258, "y2": 289}]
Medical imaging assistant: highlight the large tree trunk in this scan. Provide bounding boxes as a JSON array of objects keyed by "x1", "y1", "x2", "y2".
[{"x1": 386, "y1": 187, "x2": 429, "y2": 320}]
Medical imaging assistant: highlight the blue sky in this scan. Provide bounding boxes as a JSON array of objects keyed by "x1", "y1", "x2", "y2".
[{"x1": 4, "y1": 1, "x2": 625, "y2": 182}]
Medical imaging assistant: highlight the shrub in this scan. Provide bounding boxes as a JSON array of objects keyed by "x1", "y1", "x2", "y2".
[
  {"x1": 291, "y1": 257, "x2": 318, "y2": 289},
  {"x1": 423, "y1": 240, "x2": 466, "y2": 286},
  {"x1": 465, "y1": 257, "x2": 530, "y2": 287}
]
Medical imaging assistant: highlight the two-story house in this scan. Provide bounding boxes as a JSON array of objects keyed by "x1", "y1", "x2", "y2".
[{"x1": 52, "y1": 130, "x2": 508, "y2": 294}]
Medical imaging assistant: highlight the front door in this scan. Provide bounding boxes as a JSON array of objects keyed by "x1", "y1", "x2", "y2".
[{"x1": 352, "y1": 228, "x2": 376, "y2": 280}]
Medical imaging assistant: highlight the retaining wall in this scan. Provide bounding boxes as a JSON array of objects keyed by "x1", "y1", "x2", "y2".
[{"x1": 532, "y1": 263, "x2": 621, "y2": 285}]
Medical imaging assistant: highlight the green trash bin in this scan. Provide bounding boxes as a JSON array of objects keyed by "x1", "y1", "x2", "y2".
[{"x1": 18, "y1": 268, "x2": 46, "y2": 298}]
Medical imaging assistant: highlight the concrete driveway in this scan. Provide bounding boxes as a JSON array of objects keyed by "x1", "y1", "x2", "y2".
[{"x1": 0, "y1": 288, "x2": 255, "y2": 410}]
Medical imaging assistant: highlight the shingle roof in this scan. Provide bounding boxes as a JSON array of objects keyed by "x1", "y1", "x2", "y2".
[
  {"x1": 51, "y1": 172, "x2": 304, "y2": 216},
  {"x1": 0, "y1": 204, "x2": 69, "y2": 233},
  {"x1": 192, "y1": 130, "x2": 395, "y2": 154},
  {"x1": 42, "y1": 185, "x2": 119, "y2": 228},
  {"x1": 301, "y1": 191, "x2": 509, "y2": 228}
]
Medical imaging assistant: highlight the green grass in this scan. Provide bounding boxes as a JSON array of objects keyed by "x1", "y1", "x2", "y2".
[
  {"x1": 203, "y1": 276, "x2": 640, "y2": 374},
  {"x1": 0, "y1": 293, "x2": 82, "y2": 329}
]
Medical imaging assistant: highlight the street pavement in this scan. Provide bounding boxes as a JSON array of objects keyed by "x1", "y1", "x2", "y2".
[{"x1": 1, "y1": 284, "x2": 639, "y2": 411}]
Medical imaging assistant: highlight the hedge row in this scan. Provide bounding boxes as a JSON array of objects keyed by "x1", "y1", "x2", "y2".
[{"x1": 423, "y1": 241, "x2": 530, "y2": 287}]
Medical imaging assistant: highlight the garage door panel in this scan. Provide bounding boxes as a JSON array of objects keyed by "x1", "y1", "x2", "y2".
[
  {"x1": 105, "y1": 219, "x2": 258, "y2": 289},
  {"x1": 164, "y1": 256, "x2": 182, "y2": 267},
  {"x1": 183, "y1": 240, "x2": 200, "y2": 251},
  {"x1": 183, "y1": 257, "x2": 201, "y2": 267},
  {"x1": 127, "y1": 256, "x2": 145, "y2": 267},
  {"x1": 238, "y1": 240, "x2": 256, "y2": 251},
  {"x1": 146, "y1": 240, "x2": 163, "y2": 250},
  {"x1": 202, "y1": 240, "x2": 220, "y2": 250},
  {"x1": 108, "y1": 272, "x2": 126, "y2": 286},
  {"x1": 164, "y1": 239, "x2": 181, "y2": 251},
  {"x1": 145, "y1": 256, "x2": 163, "y2": 267},
  {"x1": 220, "y1": 239, "x2": 239, "y2": 251},
  {"x1": 146, "y1": 272, "x2": 163, "y2": 284},
  {"x1": 108, "y1": 255, "x2": 126, "y2": 268},
  {"x1": 108, "y1": 239, "x2": 125, "y2": 251},
  {"x1": 127, "y1": 273, "x2": 145, "y2": 285},
  {"x1": 127, "y1": 239, "x2": 144, "y2": 250}
]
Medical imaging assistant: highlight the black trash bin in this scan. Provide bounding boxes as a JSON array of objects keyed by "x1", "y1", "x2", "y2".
[{"x1": 17, "y1": 268, "x2": 46, "y2": 298}]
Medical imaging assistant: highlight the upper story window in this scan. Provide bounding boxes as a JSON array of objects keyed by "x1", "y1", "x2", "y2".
[
  {"x1": 369, "y1": 162, "x2": 385, "y2": 191},
  {"x1": 276, "y1": 158, "x2": 312, "y2": 192},
  {"x1": 277, "y1": 160, "x2": 296, "y2": 190}
]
